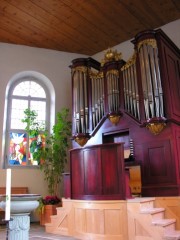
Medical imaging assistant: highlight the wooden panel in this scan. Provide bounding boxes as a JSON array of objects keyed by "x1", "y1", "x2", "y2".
[
  {"x1": 62, "y1": 173, "x2": 71, "y2": 199},
  {"x1": 84, "y1": 148, "x2": 101, "y2": 195},
  {"x1": 0, "y1": 187, "x2": 28, "y2": 194},
  {"x1": 86, "y1": 209, "x2": 104, "y2": 234},
  {"x1": 142, "y1": 139, "x2": 175, "y2": 184},
  {"x1": 70, "y1": 150, "x2": 84, "y2": 196},
  {"x1": 73, "y1": 200, "x2": 128, "y2": 240},
  {"x1": 176, "y1": 130, "x2": 180, "y2": 178},
  {"x1": 160, "y1": 42, "x2": 180, "y2": 121},
  {"x1": 104, "y1": 209, "x2": 122, "y2": 235},
  {"x1": 70, "y1": 143, "x2": 125, "y2": 200},
  {"x1": 101, "y1": 146, "x2": 120, "y2": 194}
]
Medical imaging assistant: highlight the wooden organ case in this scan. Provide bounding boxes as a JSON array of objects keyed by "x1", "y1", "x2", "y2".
[{"x1": 69, "y1": 29, "x2": 180, "y2": 200}]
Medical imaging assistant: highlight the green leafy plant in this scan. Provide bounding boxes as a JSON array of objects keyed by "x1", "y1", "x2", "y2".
[
  {"x1": 41, "y1": 108, "x2": 72, "y2": 196},
  {"x1": 21, "y1": 108, "x2": 47, "y2": 164},
  {"x1": 22, "y1": 108, "x2": 72, "y2": 197}
]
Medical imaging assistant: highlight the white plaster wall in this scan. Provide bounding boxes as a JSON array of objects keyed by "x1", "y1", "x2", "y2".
[{"x1": 0, "y1": 43, "x2": 86, "y2": 198}]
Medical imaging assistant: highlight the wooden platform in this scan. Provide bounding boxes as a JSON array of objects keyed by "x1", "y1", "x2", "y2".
[{"x1": 45, "y1": 197, "x2": 180, "y2": 240}]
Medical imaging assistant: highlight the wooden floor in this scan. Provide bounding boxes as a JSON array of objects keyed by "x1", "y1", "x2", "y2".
[{"x1": 0, "y1": 222, "x2": 79, "y2": 240}]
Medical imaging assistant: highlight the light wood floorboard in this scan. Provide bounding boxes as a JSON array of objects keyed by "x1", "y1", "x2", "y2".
[{"x1": 0, "y1": 222, "x2": 79, "y2": 240}]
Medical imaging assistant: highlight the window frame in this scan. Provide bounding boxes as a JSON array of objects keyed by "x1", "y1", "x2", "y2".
[{"x1": 5, "y1": 77, "x2": 51, "y2": 168}]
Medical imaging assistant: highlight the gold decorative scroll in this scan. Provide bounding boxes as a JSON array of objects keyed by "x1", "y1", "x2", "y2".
[
  {"x1": 121, "y1": 52, "x2": 136, "y2": 71},
  {"x1": 137, "y1": 39, "x2": 157, "y2": 50},
  {"x1": 142, "y1": 117, "x2": 167, "y2": 135},
  {"x1": 101, "y1": 49, "x2": 122, "y2": 67},
  {"x1": 106, "y1": 69, "x2": 119, "y2": 77},
  {"x1": 72, "y1": 66, "x2": 87, "y2": 74},
  {"x1": 89, "y1": 70, "x2": 104, "y2": 79}
]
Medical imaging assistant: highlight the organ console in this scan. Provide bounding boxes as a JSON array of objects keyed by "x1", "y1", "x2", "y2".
[{"x1": 69, "y1": 28, "x2": 180, "y2": 199}]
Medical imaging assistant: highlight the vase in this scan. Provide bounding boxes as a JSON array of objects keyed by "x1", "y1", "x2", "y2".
[{"x1": 40, "y1": 204, "x2": 61, "y2": 226}]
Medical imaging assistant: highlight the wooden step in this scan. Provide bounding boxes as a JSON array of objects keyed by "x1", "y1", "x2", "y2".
[
  {"x1": 140, "y1": 207, "x2": 165, "y2": 221},
  {"x1": 152, "y1": 218, "x2": 176, "y2": 227},
  {"x1": 140, "y1": 207, "x2": 165, "y2": 214},
  {"x1": 164, "y1": 230, "x2": 180, "y2": 240},
  {"x1": 140, "y1": 197, "x2": 155, "y2": 209}
]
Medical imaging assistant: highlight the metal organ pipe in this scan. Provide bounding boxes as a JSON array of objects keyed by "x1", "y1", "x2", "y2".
[
  {"x1": 137, "y1": 39, "x2": 164, "y2": 119},
  {"x1": 121, "y1": 53, "x2": 140, "y2": 120},
  {"x1": 90, "y1": 71, "x2": 104, "y2": 130},
  {"x1": 72, "y1": 66, "x2": 88, "y2": 135},
  {"x1": 107, "y1": 70, "x2": 119, "y2": 113},
  {"x1": 133, "y1": 63, "x2": 140, "y2": 120}
]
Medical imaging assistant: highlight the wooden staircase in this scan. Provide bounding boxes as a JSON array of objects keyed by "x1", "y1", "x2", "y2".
[
  {"x1": 127, "y1": 198, "x2": 180, "y2": 240},
  {"x1": 45, "y1": 199, "x2": 73, "y2": 236},
  {"x1": 45, "y1": 198, "x2": 180, "y2": 240}
]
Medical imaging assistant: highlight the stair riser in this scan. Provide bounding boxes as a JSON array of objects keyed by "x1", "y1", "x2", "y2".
[{"x1": 140, "y1": 199, "x2": 155, "y2": 209}]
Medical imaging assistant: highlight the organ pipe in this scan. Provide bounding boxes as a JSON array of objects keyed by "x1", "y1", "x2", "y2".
[
  {"x1": 89, "y1": 71, "x2": 104, "y2": 130},
  {"x1": 137, "y1": 39, "x2": 165, "y2": 119},
  {"x1": 106, "y1": 69, "x2": 120, "y2": 113},
  {"x1": 121, "y1": 53, "x2": 140, "y2": 120}
]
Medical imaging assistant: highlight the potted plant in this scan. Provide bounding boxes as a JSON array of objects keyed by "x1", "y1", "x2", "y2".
[
  {"x1": 22, "y1": 107, "x2": 72, "y2": 224},
  {"x1": 38, "y1": 195, "x2": 61, "y2": 225}
]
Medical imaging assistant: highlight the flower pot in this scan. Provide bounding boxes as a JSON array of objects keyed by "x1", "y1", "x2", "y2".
[{"x1": 40, "y1": 203, "x2": 61, "y2": 226}]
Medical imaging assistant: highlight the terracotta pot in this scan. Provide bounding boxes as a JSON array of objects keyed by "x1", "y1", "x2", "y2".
[{"x1": 40, "y1": 203, "x2": 61, "y2": 226}]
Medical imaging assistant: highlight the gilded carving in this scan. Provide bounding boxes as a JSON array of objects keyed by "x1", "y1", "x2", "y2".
[
  {"x1": 72, "y1": 66, "x2": 87, "y2": 74},
  {"x1": 101, "y1": 48, "x2": 122, "y2": 66},
  {"x1": 89, "y1": 70, "x2": 104, "y2": 79},
  {"x1": 137, "y1": 39, "x2": 157, "y2": 50},
  {"x1": 121, "y1": 52, "x2": 137, "y2": 71},
  {"x1": 106, "y1": 69, "x2": 119, "y2": 77}
]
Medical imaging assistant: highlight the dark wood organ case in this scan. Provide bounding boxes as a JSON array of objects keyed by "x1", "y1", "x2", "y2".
[{"x1": 68, "y1": 29, "x2": 180, "y2": 199}]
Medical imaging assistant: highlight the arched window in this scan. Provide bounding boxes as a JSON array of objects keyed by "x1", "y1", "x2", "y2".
[{"x1": 4, "y1": 72, "x2": 55, "y2": 168}]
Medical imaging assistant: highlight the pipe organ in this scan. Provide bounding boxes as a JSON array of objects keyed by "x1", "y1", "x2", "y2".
[
  {"x1": 71, "y1": 54, "x2": 125, "y2": 146},
  {"x1": 69, "y1": 29, "x2": 180, "y2": 199}
]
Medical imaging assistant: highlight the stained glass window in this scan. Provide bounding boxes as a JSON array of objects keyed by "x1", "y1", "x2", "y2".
[
  {"x1": 7, "y1": 80, "x2": 48, "y2": 167},
  {"x1": 9, "y1": 132, "x2": 27, "y2": 165}
]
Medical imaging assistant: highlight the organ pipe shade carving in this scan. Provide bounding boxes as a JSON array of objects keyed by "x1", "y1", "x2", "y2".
[
  {"x1": 107, "y1": 112, "x2": 122, "y2": 125},
  {"x1": 73, "y1": 133, "x2": 90, "y2": 147},
  {"x1": 142, "y1": 117, "x2": 167, "y2": 135},
  {"x1": 121, "y1": 52, "x2": 140, "y2": 120}
]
